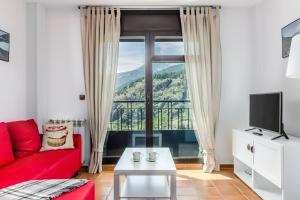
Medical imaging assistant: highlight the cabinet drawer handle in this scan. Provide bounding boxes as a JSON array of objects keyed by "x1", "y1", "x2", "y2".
[
  {"x1": 250, "y1": 146, "x2": 254, "y2": 153},
  {"x1": 247, "y1": 144, "x2": 251, "y2": 151}
]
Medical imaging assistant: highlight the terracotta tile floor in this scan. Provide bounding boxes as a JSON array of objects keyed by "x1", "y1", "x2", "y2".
[{"x1": 76, "y1": 169, "x2": 262, "y2": 200}]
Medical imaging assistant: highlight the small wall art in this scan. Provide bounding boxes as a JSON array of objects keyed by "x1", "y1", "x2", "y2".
[
  {"x1": 282, "y1": 18, "x2": 300, "y2": 58},
  {"x1": 0, "y1": 29, "x2": 10, "y2": 62}
]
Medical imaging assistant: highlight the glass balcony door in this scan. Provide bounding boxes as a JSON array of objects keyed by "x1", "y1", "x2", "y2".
[
  {"x1": 103, "y1": 36, "x2": 147, "y2": 161},
  {"x1": 104, "y1": 33, "x2": 200, "y2": 162},
  {"x1": 152, "y1": 34, "x2": 199, "y2": 159}
]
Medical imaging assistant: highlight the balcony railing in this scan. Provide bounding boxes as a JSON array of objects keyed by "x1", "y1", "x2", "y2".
[{"x1": 109, "y1": 100, "x2": 193, "y2": 131}]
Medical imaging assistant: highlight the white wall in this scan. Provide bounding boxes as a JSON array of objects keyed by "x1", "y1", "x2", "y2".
[
  {"x1": 37, "y1": 7, "x2": 87, "y2": 126},
  {"x1": 253, "y1": 0, "x2": 300, "y2": 136},
  {"x1": 35, "y1": 7, "x2": 90, "y2": 164},
  {"x1": 216, "y1": 8, "x2": 254, "y2": 164},
  {"x1": 26, "y1": 4, "x2": 38, "y2": 119},
  {"x1": 0, "y1": 0, "x2": 27, "y2": 121}
]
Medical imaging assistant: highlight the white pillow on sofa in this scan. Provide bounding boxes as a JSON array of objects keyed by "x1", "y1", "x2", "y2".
[{"x1": 40, "y1": 122, "x2": 74, "y2": 151}]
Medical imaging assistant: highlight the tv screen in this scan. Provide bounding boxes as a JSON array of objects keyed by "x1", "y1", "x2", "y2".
[{"x1": 249, "y1": 92, "x2": 282, "y2": 133}]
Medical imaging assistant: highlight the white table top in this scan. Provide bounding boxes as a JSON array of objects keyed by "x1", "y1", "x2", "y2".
[{"x1": 114, "y1": 148, "x2": 176, "y2": 175}]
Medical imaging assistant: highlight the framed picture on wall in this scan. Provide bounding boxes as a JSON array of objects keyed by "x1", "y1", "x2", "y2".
[
  {"x1": 282, "y1": 18, "x2": 300, "y2": 58},
  {"x1": 0, "y1": 29, "x2": 10, "y2": 62}
]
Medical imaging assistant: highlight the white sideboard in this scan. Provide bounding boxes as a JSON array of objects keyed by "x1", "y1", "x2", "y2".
[{"x1": 232, "y1": 129, "x2": 300, "y2": 200}]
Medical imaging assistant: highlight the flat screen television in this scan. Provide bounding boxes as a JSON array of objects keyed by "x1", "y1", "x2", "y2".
[{"x1": 249, "y1": 92, "x2": 282, "y2": 133}]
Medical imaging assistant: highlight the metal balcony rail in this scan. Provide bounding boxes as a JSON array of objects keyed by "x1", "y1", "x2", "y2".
[{"x1": 109, "y1": 100, "x2": 193, "y2": 131}]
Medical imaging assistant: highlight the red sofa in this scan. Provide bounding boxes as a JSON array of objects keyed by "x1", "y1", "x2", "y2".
[{"x1": 0, "y1": 121, "x2": 94, "y2": 200}]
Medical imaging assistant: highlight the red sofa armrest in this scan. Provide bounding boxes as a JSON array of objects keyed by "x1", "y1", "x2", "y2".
[
  {"x1": 73, "y1": 134, "x2": 82, "y2": 152},
  {"x1": 73, "y1": 134, "x2": 82, "y2": 166}
]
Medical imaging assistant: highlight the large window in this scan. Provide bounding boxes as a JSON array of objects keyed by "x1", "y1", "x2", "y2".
[
  {"x1": 110, "y1": 37, "x2": 146, "y2": 131},
  {"x1": 103, "y1": 11, "x2": 200, "y2": 163},
  {"x1": 152, "y1": 35, "x2": 199, "y2": 158}
]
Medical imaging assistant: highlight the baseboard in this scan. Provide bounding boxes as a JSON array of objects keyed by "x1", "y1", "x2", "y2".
[
  {"x1": 80, "y1": 166, "x2": 88, "y2": 172},
  {"x1": 102, "y1": 164, "x2": 115, "y2": 171},
  {"x1": 220, "y1": 164, "x2": 234, "y2": 170}
]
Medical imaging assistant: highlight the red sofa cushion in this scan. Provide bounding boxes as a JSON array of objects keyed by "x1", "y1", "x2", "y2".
[
  {"x1": 0, "y1": 180, "x2": 18, "y2": 189},
  {"x1": 0, "y1": 123, "x2": 14, "y2": 166},
  {"x1": 0, "y1": 148, "x2": 81, "y2": 182},
  {"x1": 6, "y1": 119, "x2": 41, "y2": 158},
  {"x1": 0, "y1": 134, "x2": 82, "y2": 188}
]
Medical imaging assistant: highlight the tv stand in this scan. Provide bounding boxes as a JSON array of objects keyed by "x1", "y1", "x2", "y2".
[
  {"x1": 233, "y1": 129, "x2": 300, "y2": 200},
  {"x1": 271, "y1": 124, "x2": 289, "y2": 140},
  {"x1": 271, "y1": 132, "x2": 289, "y2": 140}
]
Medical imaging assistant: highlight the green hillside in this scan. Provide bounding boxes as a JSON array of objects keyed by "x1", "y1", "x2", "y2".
[
  {"x1": 110, "y1": 66, "x2": 192, "y2": 131},
  {"x1": 114, "y1": 69, "x2": 188, "y2": 101}
]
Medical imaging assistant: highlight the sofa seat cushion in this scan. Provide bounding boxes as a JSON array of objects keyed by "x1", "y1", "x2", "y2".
[
  {"x1": 0, "y1": 148, "x2": 80, "y2": 182},
  {"x1": 6, "y1": 119, "x2": 41, "y2": 158},
  {"x1": 54, "y1": 181, "x2": 95, "y2": 200},
  {"x1": 0, "y1": 180, "x2": 19, "y2": 189},
  {"x1": 0, "y1": 123, "x2": 14, "y2": 166}
]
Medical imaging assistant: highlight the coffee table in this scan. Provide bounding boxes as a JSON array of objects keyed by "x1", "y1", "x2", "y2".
[{"x1": 114, "y1": 148, "x2": 177, "y2": 200}]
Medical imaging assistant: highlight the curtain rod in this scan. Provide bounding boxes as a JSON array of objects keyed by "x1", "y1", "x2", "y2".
[{"x1": 77, "y1": 5, "x2": 221, "y2": 10}]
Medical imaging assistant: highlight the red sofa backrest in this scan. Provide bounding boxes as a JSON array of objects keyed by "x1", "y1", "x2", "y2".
[
  {"x1": 6, "y1": 119, "x2": 41, "y2": 159},
  {"x1": 0, "y1": 123, "x2": 14, "y2": 166}
]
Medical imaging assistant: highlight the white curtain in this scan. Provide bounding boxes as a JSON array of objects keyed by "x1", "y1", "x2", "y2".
[
  {"x1": 180, "y1": 7, "x2": 222, "y2": 173},
  {"x1": 80, "y1": 7, "x2": 121, "y2": 173}
]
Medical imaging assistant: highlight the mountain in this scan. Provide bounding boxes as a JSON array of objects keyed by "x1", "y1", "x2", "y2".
[
  {"x1": 114, "y1": 64, "x2": 188, "y2": 101},
  {"x1": 116, "y1": 65, "x2": 145, "y2": 89},
  {"x1": 116, "y1": 63, "x2": 184, "y2": 89},
  {"x1": 158, "y1": 63, "x2": 184, "y2": 74},
  {"x1": 111, "y1": 66, "x2": 190, "y2": 130}
]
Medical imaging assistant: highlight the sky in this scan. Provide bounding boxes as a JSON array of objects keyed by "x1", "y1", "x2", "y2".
[
  {"x1": 118, "y1": 40, "x2": 184, "y2": 73},
  {"x1": 118, "y1": 42, "x2": 145, "y2": 73}
]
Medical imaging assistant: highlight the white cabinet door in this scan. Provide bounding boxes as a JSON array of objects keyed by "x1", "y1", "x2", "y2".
[
  {"x1": 253, "y1": 139, "x2": 283, "y2": 188},
  {"x1": 232, "y1": 130, "x2": 254, "y2": 167}
]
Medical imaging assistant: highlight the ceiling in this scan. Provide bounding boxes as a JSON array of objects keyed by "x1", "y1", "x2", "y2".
[{"x1": 26, "y1": 0, "x2": 265, "y2": 8}]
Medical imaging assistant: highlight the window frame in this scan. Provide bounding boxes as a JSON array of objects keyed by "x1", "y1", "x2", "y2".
[{"x1": 150, "y1": 32, "x2": 185, "y2": 63}]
